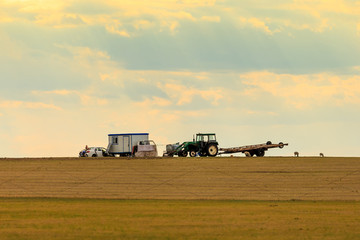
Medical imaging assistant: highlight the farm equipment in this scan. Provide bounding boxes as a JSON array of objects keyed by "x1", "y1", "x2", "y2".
[
  {"x1": 163, "y1": 133, "x2": 288, "y2": 157},
  {"x1": 132, "y1": 140, "x2": 158, "y2": 157},
  {"x1": 164, "y1": 133, "x2": 219, "y2": 157},
  {"x1": 219, "y1": 141, "x2": 288, "y2": 157}
]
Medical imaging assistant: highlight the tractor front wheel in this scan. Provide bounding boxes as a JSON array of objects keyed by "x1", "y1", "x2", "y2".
[
  {"x1": 206, "y1": 144, "x2": 218, "y2": 157},
  {"x1": 178, "y1": 151, "x2": 188, "y2": 157},
  {"x1": 189, "y1": 150, "x2": 197, "y2": 157}
]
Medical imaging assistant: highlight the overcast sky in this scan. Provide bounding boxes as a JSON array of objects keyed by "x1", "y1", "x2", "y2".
[{"x1": 1, "y1": 0, "x2": 360, "y2": 157}]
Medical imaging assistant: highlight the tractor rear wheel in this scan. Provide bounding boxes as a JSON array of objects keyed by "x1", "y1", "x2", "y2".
[{"x1": 206, "y1": 144, "x2": 218, "y2": 157}]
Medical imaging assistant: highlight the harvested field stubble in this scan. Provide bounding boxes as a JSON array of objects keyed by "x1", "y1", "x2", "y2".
[{"x1": 0, "y1": 157, "x2": 359, "y2": 200}]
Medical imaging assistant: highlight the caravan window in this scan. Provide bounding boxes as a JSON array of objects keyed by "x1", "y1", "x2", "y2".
[{"x1": 112, "y1": 137, "x2": 118, "y2": 144}]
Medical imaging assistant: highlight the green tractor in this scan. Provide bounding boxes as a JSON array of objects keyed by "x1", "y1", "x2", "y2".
[{"x1": 165, "y1": 133, "x2": 219, "y2": 157}]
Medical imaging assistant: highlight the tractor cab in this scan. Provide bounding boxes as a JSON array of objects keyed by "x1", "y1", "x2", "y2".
[{"x1": 195, "y1": 133, "x2": 217, "y2": 143}]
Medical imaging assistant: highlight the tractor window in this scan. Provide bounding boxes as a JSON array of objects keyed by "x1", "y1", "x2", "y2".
[
  {"x1": 209, "y1": 135, "x2": 216, "y2": 141},
  {"x1": 196, "y1": 135, "x2": 203, "y2": 141},
  {"x1": 203, "y1": 136, "x2": 209, "y2": 142}
]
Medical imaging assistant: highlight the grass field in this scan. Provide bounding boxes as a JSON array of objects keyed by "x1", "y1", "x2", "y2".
[
  {"x1": 0, "y1": 157, "x2": 359, "y2": 239},
  {"x1": 1, "y1": 198, "x2": 360, "y2": 240}
]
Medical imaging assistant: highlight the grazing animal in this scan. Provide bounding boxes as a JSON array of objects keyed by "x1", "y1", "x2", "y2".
[
  {"x1": 320, "y1": 153, "x2": 324, "y2": 157},
  {"x1": 294, "y1": 151, "x2": 299, "y2": 157}
]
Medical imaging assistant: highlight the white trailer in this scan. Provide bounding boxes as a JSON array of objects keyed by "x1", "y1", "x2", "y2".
[{"x1": 107, "y1": 133, "x2": 149, "y2": 156}]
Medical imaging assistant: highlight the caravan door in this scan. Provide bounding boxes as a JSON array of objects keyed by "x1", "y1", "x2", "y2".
[{"x1": 123, "y1": 136, "x2": 130, "y2": 153}]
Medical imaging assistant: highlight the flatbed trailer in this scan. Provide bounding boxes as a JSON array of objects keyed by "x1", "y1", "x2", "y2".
[{"x1": 219, "y1": 141, "x2": 288, "y2": 157}]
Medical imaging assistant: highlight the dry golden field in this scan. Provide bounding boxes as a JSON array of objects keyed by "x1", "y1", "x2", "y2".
[
  {"x1": 0, "y1": 157, "x2": 359, "y2": 200},
  {"x1": 1, "y1": 157, "x2": 360, "y2": 240}
]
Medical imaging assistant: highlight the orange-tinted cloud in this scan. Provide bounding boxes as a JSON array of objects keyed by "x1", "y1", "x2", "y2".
[{"x1": 242, "y1": 71, "x2": 360, "y2": 109}]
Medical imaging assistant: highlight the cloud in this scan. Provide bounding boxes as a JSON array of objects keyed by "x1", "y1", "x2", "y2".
[
  {"x1": 0, "y1": 9, "x2": 14, "y2": 23},
  {"x1": 8, "y1": 0, "x2": 65, "y2": 13},
  {"x1": 135, "y1": 96, "x2": 172, "y2": 108},
  {"x1": 201, "y1": 16, "x2": 221, "y2": 22},
  {"x1": 275, "y1": 0, "x2": 360, "y2": 33},
  {"x1": 239, "y1": 17, "x2": 274, "y2": 35},
  {"x1": 54, "y1": 44, "x2": 125, "y2": 84},
  {"x1": 35, "y1": 13, "x2": 85, "y2": 28},
  {"x1": 242, "y1": 71, "x2": 360, "y2": 109},
  {"x1": 2, "y1": 0, "x2": 359, "y2": 38},
  {"x1": 0, "y1": 0, "x2": 205, "y2": 33},
  {"x1": 32, "y1": 89, "x2": 74, "y2": 96},
  {"x1": 56, "y1": 44, "x2": 111, "y2": 60},
  {"x1": 0, "y1": 31, "x2": 23, "y2": 60},
  {"x1": 158, "y1": 82, "x2": 224, "y2": 106},
  {"x1": 133, "y1": 19, "x2": 155, "y2": 30},
  {"x1": 31, "y1": 89, "x2": 109, "y2": 107},
  {"x1": 282, "y1": 0, "x2": 360, "y2": 17},
  {"x1": 105, "y1": 20, "x2": 131, "y2": 37},
  {"x1": 0, "y1": 0, "x2": 67, "y2": 25},
  {"x1": 0, "y1": 100, "x2": 62, "y2": 110}
]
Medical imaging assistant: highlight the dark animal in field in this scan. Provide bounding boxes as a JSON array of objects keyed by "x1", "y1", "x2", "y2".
[
  {"x1": 294, "y1": 152, "x2": 299, "y2": 157},
  {"x1": 320, "y1": 153, "x2": 324, "y2": 157}
]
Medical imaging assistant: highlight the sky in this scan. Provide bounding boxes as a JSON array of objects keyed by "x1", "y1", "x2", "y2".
[{"x1": 1, "y1": 0, "x2": 360, "y2": 157}]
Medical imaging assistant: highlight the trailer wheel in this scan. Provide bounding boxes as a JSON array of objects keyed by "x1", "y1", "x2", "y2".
[
  {"x1": 279, "y1": 142, "x2": 284, "y2": 148},
  {"x1": 266, "y1": 141, "x2": 272, "y2": 145},
  {"x1": 92, "y1": 154, "x2": 97, "y2": 157},
  {"x1": 256, "y1": 149, "x2": 265, "y2": 157},
  {"x1": 189, "y1": 150, "x2": 197, "y2": 157},
  {"x1": 206, "y1": 144, "x2": 218, "y2": 157},
  {"x1": 244, "y1": 151, "x2": 251, "y2": 157}
]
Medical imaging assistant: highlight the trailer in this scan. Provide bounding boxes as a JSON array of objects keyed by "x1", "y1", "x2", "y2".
[
  {"x1": 219, "y1": 141, "x2": 288, "y2": 157},
  {"x1": 107, "y1": 133, "x2": 149, "y2": 156}
]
